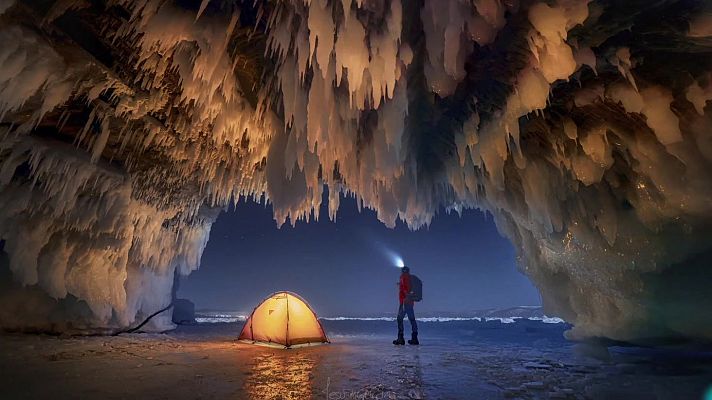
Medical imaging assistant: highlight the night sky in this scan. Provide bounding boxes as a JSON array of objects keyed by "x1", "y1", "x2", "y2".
[{"x1": 178, "y1": 195, "x2": 540, "y2": 316}]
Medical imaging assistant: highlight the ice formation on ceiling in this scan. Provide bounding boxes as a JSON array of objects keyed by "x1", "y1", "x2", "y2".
[{"x1": 0, "y1": 0, "x2": 711, "y2": 342}]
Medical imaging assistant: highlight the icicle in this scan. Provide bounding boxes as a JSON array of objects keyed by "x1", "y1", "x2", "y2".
[{"x1": 196, "y1": 0, "x2": 210, "y2": 21}]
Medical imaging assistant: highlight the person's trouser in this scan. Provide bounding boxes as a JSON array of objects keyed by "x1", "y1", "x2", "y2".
[{"x1": 397, "y1": 303, "x2": 417, "y2": 336}]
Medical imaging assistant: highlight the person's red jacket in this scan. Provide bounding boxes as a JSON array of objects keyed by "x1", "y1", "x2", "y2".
[{"x1": 399, "y1": 273, "x2": 412, "y2": 305}]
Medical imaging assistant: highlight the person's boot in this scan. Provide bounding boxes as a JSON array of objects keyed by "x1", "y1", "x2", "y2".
[
  {"x1": 408, "y1": 332, "x2": 419, "y2": 345},
  {"x1": 393, "y1": 334, "x2": 405, "y2": 345}
]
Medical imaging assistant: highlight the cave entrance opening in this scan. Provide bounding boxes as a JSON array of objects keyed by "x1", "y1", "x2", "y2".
[{"x1": 176, "y1": 195, "x2": 541, "y2": 321}]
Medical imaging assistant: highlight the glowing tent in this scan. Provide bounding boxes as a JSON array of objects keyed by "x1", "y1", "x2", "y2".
[{"x1": 238, "y1": 291, "x2": 329, "y2": 348}]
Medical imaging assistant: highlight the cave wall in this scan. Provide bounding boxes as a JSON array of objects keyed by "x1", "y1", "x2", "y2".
[
  {"x1": 0, "y1": 138, "x2": 219, "y2": 332},
  {"x1": 0, "y1": 0, "x2": 711, "y2": 341}
]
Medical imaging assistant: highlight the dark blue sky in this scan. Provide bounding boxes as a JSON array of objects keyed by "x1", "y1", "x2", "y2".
[{"x1": 178, "y1": 195, "x2": 540, "y2": 316}]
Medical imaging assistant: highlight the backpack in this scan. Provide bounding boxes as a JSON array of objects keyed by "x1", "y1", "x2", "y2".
[{"x1": 408, "y1": 274, "x2": 423, "y2": 302}]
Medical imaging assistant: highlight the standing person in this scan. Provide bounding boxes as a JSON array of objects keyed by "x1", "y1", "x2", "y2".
[{"x1": 393, "y1": 266, "x2": 418, "y2": 345}]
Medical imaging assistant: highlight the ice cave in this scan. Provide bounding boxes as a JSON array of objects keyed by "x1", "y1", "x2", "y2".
[{"x1": 0, "y1": 0, "x2": 711, "y2": 347}]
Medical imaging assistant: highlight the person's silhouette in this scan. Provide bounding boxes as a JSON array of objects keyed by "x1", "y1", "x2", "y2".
[{"x1": 393, "y1": 266, "x2": 418, "y2": 345}]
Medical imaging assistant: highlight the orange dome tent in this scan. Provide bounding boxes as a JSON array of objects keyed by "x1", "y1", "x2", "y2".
[{"x1": 238, "y1": 291, "x2": 329, "y2": 348}]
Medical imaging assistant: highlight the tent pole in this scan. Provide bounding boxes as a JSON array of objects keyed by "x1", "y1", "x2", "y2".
[{"x1": 285, "y1": 293, "x2": 290, "y2": 348}]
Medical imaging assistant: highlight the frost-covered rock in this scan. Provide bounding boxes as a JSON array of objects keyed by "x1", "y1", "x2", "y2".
[{"x1": 172, "y1": 299, "x2": 196, "y2": 325}]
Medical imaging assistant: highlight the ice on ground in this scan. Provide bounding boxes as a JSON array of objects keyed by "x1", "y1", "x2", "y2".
[{"x1": 2, "y1": 320, "x2": 712, "y2": 399}]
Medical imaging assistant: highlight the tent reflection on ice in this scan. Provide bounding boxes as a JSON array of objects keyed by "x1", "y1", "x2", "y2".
[{"x1": 238, "y1": 291, "x2": 329, "y2": 348}]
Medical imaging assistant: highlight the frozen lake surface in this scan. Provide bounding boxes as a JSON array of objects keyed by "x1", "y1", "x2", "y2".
[{"x1": 2, "y1": 319, "x2": 711, "y2": 399}]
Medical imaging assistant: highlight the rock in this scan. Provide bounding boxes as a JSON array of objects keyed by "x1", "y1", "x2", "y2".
[{"x1": 172, "y1": 299, "x2": 196, "y2": 325}]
